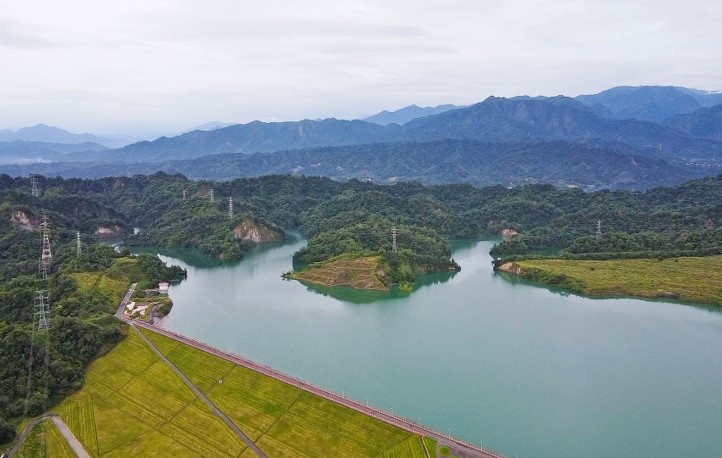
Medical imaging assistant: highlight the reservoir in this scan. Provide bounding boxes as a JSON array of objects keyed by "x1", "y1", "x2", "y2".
[{"x1": 149, "y1": 237, "x2": 722, "y2": 457}]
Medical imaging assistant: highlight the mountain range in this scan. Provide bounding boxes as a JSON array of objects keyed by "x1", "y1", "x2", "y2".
[
  {"x1": 66, "y1": 94, "x2": 720, "y2": 164},
  {"x1": 2, "y1": 85, "x2": 722, "y2": 190},
  {"x1": 1, "y1": 139, "x2": 708, "y2": 191}
]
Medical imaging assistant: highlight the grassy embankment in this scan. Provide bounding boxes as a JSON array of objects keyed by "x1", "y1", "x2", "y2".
[
  {"x1": 287, "y1": 256, "x2": 389, "y2": 291},
  {"x1": 512, "y1": 255, "x2": 722, "y2": 306},
  {"x1": 43, "y1": 326, "x2": 434, "y2": 457},
  {"x1": 14, "y1": 419, "x2": 75, "y2": 458}
]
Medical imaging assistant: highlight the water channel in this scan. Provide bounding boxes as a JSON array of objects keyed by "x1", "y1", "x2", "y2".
[{"x1": 145, "y1": 236, "x2": 722, "y2": 457}]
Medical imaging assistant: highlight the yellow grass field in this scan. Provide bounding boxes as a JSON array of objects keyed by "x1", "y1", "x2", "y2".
[
  {"x1": 290, "y1": 256, "x2": 389, "y2": 291},
  {"x1": 43, "y1": 325, "x2": 432, "y2": 457},
  {"x1": 516, "y1": 255, "x2": 722, "y2": 306}
]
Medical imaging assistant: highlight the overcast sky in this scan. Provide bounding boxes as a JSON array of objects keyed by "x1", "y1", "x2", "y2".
[{"x1": 1, "y1": 0, "x2": 720, "y2": 136}]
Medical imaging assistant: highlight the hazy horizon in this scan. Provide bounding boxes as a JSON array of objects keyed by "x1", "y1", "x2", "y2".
[{"x1": 2, "y1": 1, "x2": 720, "y2": 137}]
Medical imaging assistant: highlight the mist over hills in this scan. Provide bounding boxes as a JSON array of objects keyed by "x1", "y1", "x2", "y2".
[{"x1": 0, "y1": 141, "x2": 108, "y2": 165}]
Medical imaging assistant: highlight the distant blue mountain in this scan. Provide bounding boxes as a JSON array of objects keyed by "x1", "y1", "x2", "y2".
[
  {"x1": 0, "y1": 140, "x2": 704, "y2": 191},
  {"x1": 363, "y1": 104, "x2": 461, "y2": 125},
  {"x1": 179, "y1": 121, "x2": 237, "y2": 135},
  {"x1": 0, "y1": 124, "x2": 117, "y2": 147},
  {"x1": 676, "y1": 88, "x2": 722, "y2": 107},
  {"x1": 664, "y1": 104, "x2": 722, "y2": 141},
  {"x1": 575, "y1": 86, "x2": 703, "y2": 122},
  {"x1": 59, "y1": 95, "x2": 722, "y2": 165}
]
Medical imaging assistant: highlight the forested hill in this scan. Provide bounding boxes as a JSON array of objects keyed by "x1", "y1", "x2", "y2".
[
  {"x1": 85, "y1": 119, "x2": 401, "y2": 163},
  {"x1": 1, "y1": 139, "x2": 710, "y2": 191},
  {"x1": 663, "y1": 104, "x2": 722, "y2": 141},
  {"x1": 3, "y1": 172, "x2": 721, "y2": 265},
  {"x1": 0, "y1": 186, "x2": 186, "y2": 445}
]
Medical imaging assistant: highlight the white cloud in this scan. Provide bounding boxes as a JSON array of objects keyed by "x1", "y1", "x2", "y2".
[{"x1": 0, "y1": 0, "x2": 720, "y2": 135}]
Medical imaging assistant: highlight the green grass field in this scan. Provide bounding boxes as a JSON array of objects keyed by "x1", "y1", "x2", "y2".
[
  {"x1": 140, "y1": 327, "x2": 425, "y2": 457},
  {"x1": 54, "y1": 330, "x2": 251, "y2": 457},
  {"x1": 44, "y1": 325, "x2": 431, "y2": 457},
  {"x1": 516, "y1": 255, "x2": 722, "y2": 306},
  {"x1": 14, "y1": 418, "x2": 75, "y2": 458}
]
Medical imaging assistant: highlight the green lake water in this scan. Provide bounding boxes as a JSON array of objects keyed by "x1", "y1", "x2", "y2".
[{"x1": 150, "y1": 237, "x2": 722, "y2": 457}]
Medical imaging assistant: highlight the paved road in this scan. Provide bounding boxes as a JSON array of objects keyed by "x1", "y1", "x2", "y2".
[
  {"x1": 115, "y1": 282, "x2": 137, "y2": 318},
  {"x1": 50, "y1": 416, "x2": 90, "y2": 458},
  {"x1": 6, "y1": 414, "x2": 90, "y2": 458},
  {"x1": 131, "y1": 325, "x2": 266, "y2": 458}
]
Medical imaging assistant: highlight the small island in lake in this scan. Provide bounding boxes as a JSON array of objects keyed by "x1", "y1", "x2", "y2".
[{"x1": 285, "y1": 218, "x2": 460, "y2": 292}]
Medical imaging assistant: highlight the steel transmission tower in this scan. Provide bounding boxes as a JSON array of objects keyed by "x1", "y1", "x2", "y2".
[
  {"x1": 30, "y1": 174, "x2": 40, "y2": 198},
  {"x1": 36, "y1": 214, "x2": 52, "y2": 331},
  {"x1": 182, "y1": 189, "x2": 187, "y2": 201},
  {"x1": 228, "y1": 197, "x2": 234, "y2": 218},
  {"x1": 35, "y1": 290, "x2": 50, "y2": 331},
  {"x1": 391, "y1": 226, "x2": 398, "y2": 253},
  {"x1": 209, "y1": 188, "x2": 214, "y2": 203},
  {"x1": 596, "y1": 220, "x2": 602, "y2": 240},
  {"x1": 76, "y1": 231, "x2": 82, "y2": 256},
  {"x1": 39, "y1": 215, "x2": 52, "y2": 278}
]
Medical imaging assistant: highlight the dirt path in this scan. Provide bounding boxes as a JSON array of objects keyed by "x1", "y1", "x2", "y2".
[
  {"x1": 131, "y1": 325, "x2": 267, "y2": 458},
  {"x1": 6, "y1": 414, "x2": 90, "y2": 458}
]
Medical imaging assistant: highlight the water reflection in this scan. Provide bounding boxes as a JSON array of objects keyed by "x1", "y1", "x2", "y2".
[{"x1": 299, "y1": 270, "x2": 458, "y2": 304}]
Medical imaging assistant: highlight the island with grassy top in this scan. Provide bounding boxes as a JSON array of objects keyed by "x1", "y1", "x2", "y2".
[{"x1": 286, "y1": 218, "x2": 460, "y2": 292}]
